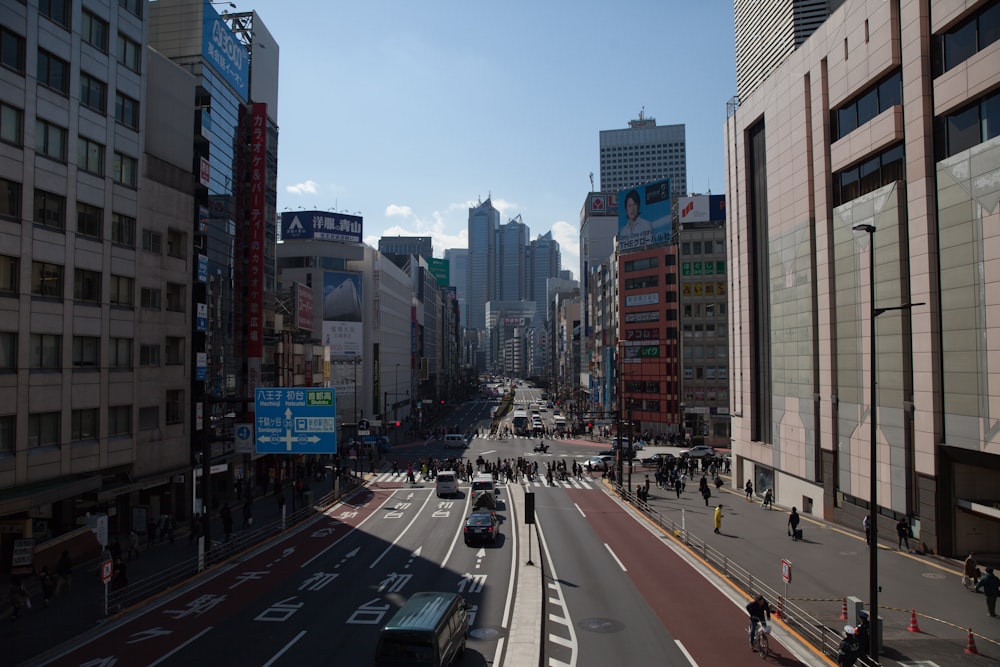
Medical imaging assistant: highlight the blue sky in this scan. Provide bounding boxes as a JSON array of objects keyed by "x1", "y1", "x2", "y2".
[{"x1": 246, "y1": 1, "x2": 736, "y2": 280}]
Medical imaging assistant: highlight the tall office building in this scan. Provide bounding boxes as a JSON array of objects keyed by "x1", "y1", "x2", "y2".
[
  {"x1": 498, "y1": 214, "x2": 529, "y2": 302},
  {"x1": 378, "y1": 236, "x2": 432, "y2": 259},
  {"x1": 465, "y1": 198, "x2": 500, "y2": 332},
  {"x1": 599, "y1": 112, "x2": 687, "y2": 202},
  {"x1": 734, "y1": 0, "x2": 845, "y2": 99},
  {"x1": 725, "y1": 0, "x2": 1000, "y2": 555},
  {"x1": 529, "y1": 231, "x2": 561, "y2": 310},
  {"x1": 445, "y1": 247, "x2": 468, "y2": 330}
]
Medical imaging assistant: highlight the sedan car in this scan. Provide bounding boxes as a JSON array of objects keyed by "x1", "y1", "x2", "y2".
[
  {"x1": 640, "y1": 452, "x2": 675, "y2": 467},
  {"x1": 587, "y1": 455, "x2": 615, "y2": 471},
  {"x1": 464, "y1": 511, "x2": 499, "y2": 545},
  {"x1": 679, "y1": 445, "x2": 716, "y2": 458}
]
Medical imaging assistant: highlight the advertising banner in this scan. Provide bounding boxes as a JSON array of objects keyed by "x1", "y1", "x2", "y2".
[
  {"x1": 294, "y1": 282, "x2": 314, "y2": 332},
  {"x1": 280, "y1": 211, "x2": 363, "y2": 244},
  {"x1": 618, "y1": 179, "x2": 671, "y2": 253},
  {"x1": 323, "y1": 271, "x2": 363, "y2": 357},
  {"x1": 201, "y1": 0, "x2": 248, "y2": 100}
]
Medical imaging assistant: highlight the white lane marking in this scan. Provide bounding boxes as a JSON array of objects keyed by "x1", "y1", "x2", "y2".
[
  {"x1": 302, "y1": 488, "x2": 399, "y2": 568},
  {"x1": 674, "y1": 639, "x2": 699, "y2": 666},
  {"x1": 262, "y1": 630, "x2": 307, "y2": 667},
  {"x1": 604, "y1": 543, "x2": 627, "y2": 572},
  {"x1": 369, "y1": 490, "x2": 436, "y2": 569},
  {"x1": 148, "y1": 626, "x2": 213, "y2": 667},
  {"x1": 574, "y1": 503, "x2": 586, "y2": 518},
  {"x1": 536, "y1": 513, "x2": 577, "y2": 667},
  {"x1": 494, "y1": 479, "x2": 520, "y2": 667},
  {"x1": 550, "y1": 634, "x2": 574, "y2": 648}
]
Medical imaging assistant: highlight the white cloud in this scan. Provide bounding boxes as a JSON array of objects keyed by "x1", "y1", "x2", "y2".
[
  {"x1": 385, "y1": 204, "x2": 414, "y2": 218},
  {"x1": 286, "y1": 180, "x2": 318, "y2": 195},
  {"x1": 551, "y1": 220, "x2": 580, "y2": 282}
]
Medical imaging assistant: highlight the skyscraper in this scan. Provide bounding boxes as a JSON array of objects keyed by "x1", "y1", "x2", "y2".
[
  {"x1": 599, "y1": 111, "x2": 687, "y2": 202},
  {"x1": 465, "y1": 198, "x2": 499, "y2": 332},
  {"x1": 498, "y1": 214, "x2": 529, "y2": 302}
]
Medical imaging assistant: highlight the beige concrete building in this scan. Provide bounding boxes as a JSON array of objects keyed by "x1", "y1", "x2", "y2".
[{"x1": 725, "y1": 0, "x2": 1000, "y2": 556}]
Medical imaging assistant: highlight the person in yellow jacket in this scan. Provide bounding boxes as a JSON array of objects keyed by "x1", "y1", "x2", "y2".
[{"x1": 714, "y1": 504, "x2": 724, "y2": 534}]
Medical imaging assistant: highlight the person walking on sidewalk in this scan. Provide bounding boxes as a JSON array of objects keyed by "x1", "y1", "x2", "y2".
[
  {"x1": 761, "y1": 489, "x2": 773, "y2": 510},
  {"x1": 896, "y1": 517, "x2": 911, "y2": 552},
  {"x1": 127, "y1": 529, "x2": 140, "y2": 561},
  {"x1": 744, "y1": 480, "x2": 753, "y2": 502},
  {"x1": 713, "y1": 504, "x2": 724, "y2": 534},
  {"x1": 963, "y1": 553, "x2": 981, "y2": 588},
  {"x1": 788, "y1": 507, "x2": 801, "y2": 540},
  {"x1": 38, "y1": 566, "x2": 55, "y2": 607},
  {"x1": 837, "y1": 625, "x2": 860, "y2": 666},
  {"x1": 975, "y1": 567, "x2": 999, "y2": 617},
  {"x1": 701, "y1": 483, "x2": 712, "y2": 506}
]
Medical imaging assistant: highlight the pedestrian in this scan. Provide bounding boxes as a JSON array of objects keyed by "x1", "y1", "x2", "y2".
[
  {"x1": 7, "y1": 576, "x2": 29, "y2": 619},
  {"x1": 163, "y1": 514, "x2": 176, "y2": 544},
  {"x1": 837, "y1": 624, "x2": 860, "y2": 666},
  {"x1": 111, "y1": 557, "x2": 128, "y2": 592},
  {"x1": 242, "y1": 501, "x2": 253, "y2": 529},
  {"x1": 127, "y1": 529, "x2": 140, "y2": 561},
  {"x1": 854, "y1": 610, "x2": 871, "y2": 657},
  {"x1": 220, "y1": 502, "x2": 233, "y2": 540},
  {"x1": 713, "y1": 504, "x2": 724, "y2": 534},
  {"x1": 714, "y1": 475, "x2": 723, "y2": 490},
  {"x1": 744, "y1": 480, "x2": 753, "y2": 502},
  {"x1": 788, "y1": 506, "x2": 801, "y2": 540},
  {"x1": 55, "y1": 548, "x2": 73, "y2": 595},
  {"x1": 896, "y1": 517, "x2": 911, "y2": 552},
  {"x1": 975, "y1": 567, "x2": 999, "y2": 617},
  {"x1": 863, "y1": 515, "x2": 872, "y2": 546},
  {"x1": 38, "y1": 566, "x2": 55, "y2": 607},
  {"x1": 963, "y1": 553, "x2": 981, "y2": 588},
  {"x1": 674, "y1": 477, "x2": 682, "y2": 499},
  {"x1": 146, "y1": 517, "x2": 157, "y2": 550},
  {"x1": 761, "y1": 489, "x2": 773, "y2": 510},
  {"x1": 701, "y1": 484, "x2": 712, "y2": 506}
]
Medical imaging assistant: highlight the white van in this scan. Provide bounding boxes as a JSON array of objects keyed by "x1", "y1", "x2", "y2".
[
  {"x1": 443, "y1": 434, "x2": 466, "y2": 448},
  {"x1": 436, "y1": 471, "x2": 458, "y2": 498},
  {"x1": 471, "y1": 473, "x2": 496, "y2": 498}
]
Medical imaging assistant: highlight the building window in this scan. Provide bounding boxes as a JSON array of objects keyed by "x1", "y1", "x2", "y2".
[
  {"x1": 933, "y1": 1, "x2": 1000, "y2": 75},
  {"x1": 934, "y1": 88, "x2": 1000, "y2": 160},
  {"x1": 72, "y1": 335, "x2": 99, "y2": 368},
  {"x1": 111, "y1": 213, "x2": 136, "y2": 247},
  {"x1": 0, "y1": 331, "x2": 15, "y2": 370},
  {"x1": 165, "y1": 337, "x2": 184, "y2": 365},
  {"x1": 0, "y1": 177, "x2": 20, "y2": 219},
  {"x1": 166, "y1": 229, "x2": 186, "y2": 258},
  {"x1": 109, "y1": 337, "x2": 132, "y2": 369},
  {"x1": 115, "y1": 92, "x2": 139, "y2": 130},
  {"x1": 119, "y1": 0, "x2": 143, "y2": 19},
  {"x1": 117, "y1": 34, "x2": 141, "y2": 72},
  {"x1": 29, "y1": 412, "x2": 61, "y2": 448},
  {"x1": 831, "y1": 70, "x2": 902, "y2": 141},
  {"x1": 34, "y1": 189, "x2": 66, "y2": 229},
  {"x1": 73, "y1": 268, "x2": 101, "y2": 303},
  {"x1": 0, "y1": 255, "x2": 18, "y2": 295},
  {"x1": 165, "y1": 390, "x2": 183, "y2": 425},
  {"x1": 1, "y1": 102, "x2": 23, "y2": 146},
  {"x1": 39, "y1": 0, "x2": 70, "y2": 28},
  {"x1": 1, "y1": 28, "x2": 26, "y2": 74},
  {"x1": 37, "y1": 50, "x2": 69, "y2": 94},
  {"x1": 35, "y1": 118, "x2": 67, "y2": 161},
  {"x1": 31, "y1": 261, "x2": 63, "y2": 298},
  {"x1": 30, "y1": 333, "x2": 61, "y2": 369},
  {"x1": 142, "y1": 229, "x2": 162, "y2": 254},
  {"x1": 78, "y1": 137, "x2": 105, "y2": 175},
  {"x1": 80, "y1": 72, "x2": 107, "y2": 113},
  {"x1": 110, "y1": 274, "x2": 134, "y2": 307},
  {"x1": 71, "y1": 408, "x2": 99, "y2": 441},
  {"x1": 139, "y1": 406, "x2": 158, "y2": 430},
  {"x1": 113, "y1": 152, "x2": 137, "y2": 187},
  {"x1": 108, "y1": 405, "x2": 131, "y2": 436},
  {"x1": 77, "y1": 202, "x2": 103, "y2": 239},
  {"x1": 165, "y1": 283, "x2": 185, "y2": 312},
  {"x1": 832, "y1": 143, "x2": 905, "y2": 206},
  {"x1": 139, "y1": 343, "x2": 160, "y2": 366},
  {"x1": 140, "y1": 287, "x2": 161, "y2": 310},
  {"x1": 81, "y1": 10, "x2": 109, "y2": 52},
  {"x1": 0, "y1": 415, "x2": 13, "y2": 453}
]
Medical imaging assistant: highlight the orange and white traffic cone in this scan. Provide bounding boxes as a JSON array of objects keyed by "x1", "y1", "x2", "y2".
[
  {"x1": 774, "y1": 595, "x2": 783, "y2": 619},
  {"x1": 839, "y1": 597, "x2": 848, "y2": 621},
  {"x1": 906, "y1": 608, "x2": 921, "y2": 633},
  {"x1": 964, "y1": 628, "x2": 980, "y2": 655}
]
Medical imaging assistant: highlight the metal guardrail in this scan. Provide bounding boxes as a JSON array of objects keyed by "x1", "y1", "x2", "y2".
[
  {"x1": 614, "y1": 483, "x2": 851, "y2": 663},
  {"x1": 103, "y1": 475, "x2": 363, "y2": 616}
]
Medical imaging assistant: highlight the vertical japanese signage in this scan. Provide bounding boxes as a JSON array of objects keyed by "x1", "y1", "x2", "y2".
[{"x1": 247, "y1": 102, "x2": 267, "y2": 399}]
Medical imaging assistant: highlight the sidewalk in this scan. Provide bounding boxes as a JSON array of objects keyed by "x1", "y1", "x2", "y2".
[
  {"x1": 4, "y1": 476, "x2": 344, "y2": 667},
  {"x1": 614, "y1": 465, "x2": 1000, "y2": 665}
]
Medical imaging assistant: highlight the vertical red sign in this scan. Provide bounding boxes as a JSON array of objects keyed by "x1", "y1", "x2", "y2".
[{"x1": 247, "y1": 103, "x2": 267, "y2": 365}]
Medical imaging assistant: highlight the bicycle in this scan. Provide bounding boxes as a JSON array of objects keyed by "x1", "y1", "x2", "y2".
[{"x1": 751, "y1": 621, "x2": 771, "y2": 658}]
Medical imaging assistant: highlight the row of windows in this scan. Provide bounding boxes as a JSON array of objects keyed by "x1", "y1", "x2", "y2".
[
  {"x1": 1, "y1": 17, "x2": 142, "y2": 78},
  {"x1": 831, "y1": 70, "x2": 902, "y2": 141},
  {"x1": 682, "y1": 324, "x2": 723, "y2": 338},
  {"x1": 683, "y1": 302, "x2": 727, "y2": 318},
  {"x1": 832, "y1": 144, "x2": 905, "y2": 207},
  {"x1": 934, "y1": 87, "x2": 1000, "y2": 160},
  {"x1": 680, "y1": 241, "x2": 726, "y2": 256},
  {"x1": 932, "y1": 0, "x2": 1000, "y2": 77},
  {"x1": 0, "y1": 255, "x2": 188, "y2": 311},
  {"x1": 601, "y1": 144, "x2": 684, "y2": 153},
  {"x1": 0, "y1": 331, "x2": 185, "y2": 370}
]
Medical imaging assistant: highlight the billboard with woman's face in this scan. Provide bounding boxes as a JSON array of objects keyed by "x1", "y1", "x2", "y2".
[{"x1": 617, "y1": 178, "x2": 672, "y2": 253}]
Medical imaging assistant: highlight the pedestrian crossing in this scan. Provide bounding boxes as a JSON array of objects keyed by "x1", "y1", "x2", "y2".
[{"x1": 367, "y1": 472, "x2": 600, "y2": 490}]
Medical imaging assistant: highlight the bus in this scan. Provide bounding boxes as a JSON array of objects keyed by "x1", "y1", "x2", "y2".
[{"x1": 511, "y1": 409, "x2": 529, "y2": 436}]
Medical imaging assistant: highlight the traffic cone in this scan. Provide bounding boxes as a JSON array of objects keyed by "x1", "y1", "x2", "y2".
[
  {"x1": 964, "y1": 628, "x2": 980, "y2": 655},
  {"x1": 839, "y1": 597, "x2": 848, "y2": 621},
  {"x1": 774, "y1": 595, "x2": 783, "y2": 619},
  {"x1": 906, "y1": 608, "x2": 921, "y2": 633}
]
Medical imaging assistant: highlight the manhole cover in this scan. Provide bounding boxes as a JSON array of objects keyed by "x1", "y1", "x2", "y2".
[
  {"x1": 921, "y1": 572, "x2": 946, "y2": 580},
  {"x1": 577, "y1": 617, "x2": 625, "y2": 633},
  {"x1": 469, "y1": 627, "x2": 502, "y2": 640}
]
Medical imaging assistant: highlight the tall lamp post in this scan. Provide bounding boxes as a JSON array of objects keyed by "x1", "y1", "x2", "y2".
[{"x1": 853, "y1": 222, "x2": 923, "y2": 658}]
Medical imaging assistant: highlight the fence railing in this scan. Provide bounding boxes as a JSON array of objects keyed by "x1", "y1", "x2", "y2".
[
  {"x1": 103, "y1": 474, "x2": 362, "y2": 615},
  {"x1": 613, "y1": 483, "x2": 851, "y2": 663}
]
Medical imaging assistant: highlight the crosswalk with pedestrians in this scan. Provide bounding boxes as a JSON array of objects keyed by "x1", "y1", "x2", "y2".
[{"x1": 367, "y1": 472, "x2": 600, "y2": 490}]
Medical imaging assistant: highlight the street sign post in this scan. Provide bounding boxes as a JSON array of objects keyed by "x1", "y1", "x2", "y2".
[{"x1": 254, "y1": 388, "x2": 337, "y2": 454}]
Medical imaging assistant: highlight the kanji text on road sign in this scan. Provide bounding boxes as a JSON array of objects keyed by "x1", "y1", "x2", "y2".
[{"x1": 255, "y1": 388, "x2": 337, "y2": 454}]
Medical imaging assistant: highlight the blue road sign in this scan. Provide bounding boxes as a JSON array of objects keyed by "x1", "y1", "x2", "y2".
[{"x1": 254, "y1": 388, "x2": 337, "y2": 454}]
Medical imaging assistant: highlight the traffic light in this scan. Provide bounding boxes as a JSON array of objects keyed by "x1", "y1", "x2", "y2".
[{"x1": 394, "y1": 421, "x2": 401, "y2": 428}]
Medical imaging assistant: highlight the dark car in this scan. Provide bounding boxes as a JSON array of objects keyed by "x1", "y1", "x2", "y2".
[
  {"x1": 464, "y1": 511, "x2": 499, "y2": 545},
  {"x1": 640, "y1": 452, "x2": 675, "y2": 467}
]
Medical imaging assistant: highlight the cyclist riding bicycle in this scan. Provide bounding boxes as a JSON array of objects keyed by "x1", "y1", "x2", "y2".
[{"x1": 746, "y1": 594, "x2": 773, "y2": 650}]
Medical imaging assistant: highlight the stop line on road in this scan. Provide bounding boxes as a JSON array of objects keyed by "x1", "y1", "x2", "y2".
[{"x1": 367, "y1": 473, "x2": 600, "y2": 490}]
